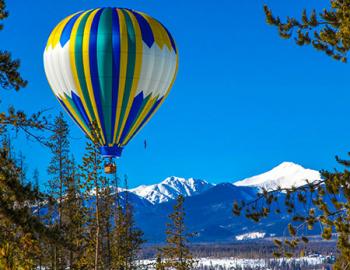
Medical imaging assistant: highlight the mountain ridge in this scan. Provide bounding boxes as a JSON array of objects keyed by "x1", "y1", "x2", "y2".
[
  {"x1": 130, "y1": 176, "x2": 214, "y2": 204},
  {"x1": 41, "y1": 161, "x2": 325, "y2": 243},
  {"x1": 129, "y1": 162, "x2": 321, "y2": 204}
]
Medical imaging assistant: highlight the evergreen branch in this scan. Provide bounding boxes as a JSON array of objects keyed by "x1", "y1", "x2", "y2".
[
  {"x1": 0, "y1": 51, "x2": 27, "y2": 91},
  {"x1": 0, "y1": 0, "x2": 8, "y2": 31},
  {"x1": 264, "y1": 1, "x2": 350, "y2": 62}
]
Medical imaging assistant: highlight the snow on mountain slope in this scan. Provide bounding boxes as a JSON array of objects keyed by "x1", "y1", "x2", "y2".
[
  {"x1": 235, "y1": 232, "x2": 266, "y2": 241},
  {"x1": 129, "y1": 162, "x2": 320, "y2": 204},
  {"x1": 234, "y1": 162, "x2": 321, "y2": 190},
  {"x1": 130, "y1": 177, "x2": 214, "y2": 204}
]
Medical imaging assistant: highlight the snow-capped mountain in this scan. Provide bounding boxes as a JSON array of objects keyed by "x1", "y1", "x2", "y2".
[
  {"x1": 234, "y1": 162, "x2": 321, "y2": 190},
  {"x1": 40, "y1": 161, "x2": 328, "y2": 242},
  {"x1": 126, "y1": 162, "x2": 324, "y2": 242},
  {"x1": 130, "y1": 176, "x2": 214, "y2": 204}
]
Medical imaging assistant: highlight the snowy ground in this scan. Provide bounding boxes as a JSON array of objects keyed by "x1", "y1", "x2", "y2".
[{"x1": 137, "y1": 255, "x2": 328, "y2": 269}]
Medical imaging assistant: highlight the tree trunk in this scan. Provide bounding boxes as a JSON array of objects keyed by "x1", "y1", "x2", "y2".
[
  {"x1": 94, "y1": 153, "x2": 100, "y2": 270},
  {"x1": 53, "y1": 245, "x2": 57, "y2": 270},
  {"x1": 106, "y1": 222, "x2": 112, "y2": 269},
  {"x1": 95, "y1": 193, "x2": 100, "y2": 270}
]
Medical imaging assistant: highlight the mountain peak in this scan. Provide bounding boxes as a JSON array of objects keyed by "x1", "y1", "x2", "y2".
[
  {"x1": 276, "y1": 161, "x2": 301, "y2": 168},
  {"x1": 234, "y1": 162, "x2": 321, "y2": 190},
  {"x1": 162, "y1": 176, "x2": 186, "y2": 184},
  {"x1": 130, "y1": 176, "x2": 214, "y2": 204}
]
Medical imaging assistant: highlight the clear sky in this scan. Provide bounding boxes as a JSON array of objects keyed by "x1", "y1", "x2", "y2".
[{"x1": 2, "y1": 0, "x2": 349, "y2": 188}]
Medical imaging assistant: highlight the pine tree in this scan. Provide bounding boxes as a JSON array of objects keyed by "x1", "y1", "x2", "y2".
[
  {"x1": 0, "y1": 0, "x2": 27, "y2": 91},
  {"x1": 62, "y1": 156, "x2": 88, "y2": 269},
  {"x1": 111, "y1": 176, "x2": 145, "y2": 270},
  {"x1": 158, "y1": 195, "x2": 195, "y2": 270},
  {"x1": 155, "y1": 254, "x2": 165, "y2": 270},
  {"x1": 33, "y1": 168, "x2": 44, "y2": 269},
  {"x1": 17, "y1": 151, "x2": 26, "y2": 185},
  {"x1": 33, "y1": 168, "x2": 40, "y2": 192},
  {"x1": 79, "y1": 140, "x2": 103, "y2": 270},
  {"x1": 0, "y1": 139, "x2": 40, "y2": 269},
  {"x1": 99, "y1": 174, "x2": 114, "y2": 269},
  {"x1": 47, "y1": 112, "x2": 71, "y2": 269},
  {"x1": 122, "y1": 176, "x2": 145, "y2": 269},
  {"x1": 0, "y1": 2, "x2": 67, "y2": 268},
  {"x1": 0, "y1": 0, "x2": 48, "y2": 140},
  {"x1": 264, "y1": 1, "x2": 350, "y2": 62},
  {"x1": 0, "y1": 136, "x2": 64, "y2": 270},
  {"x1": 48, "y1": 112, "x2": 70, "y2": 224}
]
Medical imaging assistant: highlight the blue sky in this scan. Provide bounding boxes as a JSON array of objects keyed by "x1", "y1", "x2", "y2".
[{"x1": 2, "y1": 0, "x2": 349, "y2": 188}]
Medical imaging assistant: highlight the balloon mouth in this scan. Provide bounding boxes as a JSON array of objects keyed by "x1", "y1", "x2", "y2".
[{"x1": 99, "y1": 146, "x2": 123, "y2": 158}]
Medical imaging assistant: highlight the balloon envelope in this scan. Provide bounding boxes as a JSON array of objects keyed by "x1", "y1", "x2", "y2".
[{"x1": 44, "y1": 7, "x2": 178, "y2": 158}]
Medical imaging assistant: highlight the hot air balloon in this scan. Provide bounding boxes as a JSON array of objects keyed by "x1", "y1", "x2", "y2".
[{"x1": 43, "y1": 7, "x2": 178, "y2": 173}]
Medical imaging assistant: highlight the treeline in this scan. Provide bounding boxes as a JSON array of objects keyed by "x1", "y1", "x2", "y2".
[
  {"x1": 0, "y1": 113, "x2": 145, "y2": 269},
  {"x1": 0, "y1": 113, "x2": 197, "y2": 270},
  {"x1": 195, "y1": 261, "x2": 332, "y2": 270},
  {"x1": 189, "y1": 241, "x2": 336, "y2": 259},
  {"x1": 141, "y1": 241, "x2": 336, "y2": 260}
]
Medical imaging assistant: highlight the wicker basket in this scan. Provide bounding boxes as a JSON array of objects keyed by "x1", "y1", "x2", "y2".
[{"x1": 104, "y1": 163, "x2": 117, "y2": 174}]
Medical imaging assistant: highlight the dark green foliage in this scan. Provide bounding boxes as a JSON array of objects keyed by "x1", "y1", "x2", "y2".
[
  {"x1": 0, "y1": 137, "x2": 64, "y2": 269},
  {"x1": 62, "y1": 157, "x2": 88, "y2": 269},
  {"x1": 264, "y1": 1, "x2": 350, "y2": 62},
  {"x1": 0, "y1": 107, "x2": 50, "y2": 142},
  {"x1": 155, "y1": 255, "x2": 165, "y2": 270},
  {"x1": 78, "y1": 139, "x2": 145, "y2": 270},
  {"x1": 0, "y1": 0, "x2": 27, "y2": 90},
  {"x1": 99, "y1": 175, "x2": 114, "y2": 269},
  {"x1": 0, "y1": 0, "x2": 8, "y2": 31},
  {"x1": 0, "y1": 12, "x2": 65, "y2": 262},
  {"x1": 158, "y1": 195, "x2": 196, "y2": 270},
  {"x1": 46, "y1": 113, "x2": 72, "y2": 269},
  {"x1": 111, "y1": 176, "x2": 145, "y2": 270},
  {"x1": 0, "y1": 51, "x2": 27, "y2": 90},
  {"x1": 47, "y1": 112, "x2": 70, "y2": 216},
  {"x1": 79, "y1": 140, "x2": 104, "y2": 269}
]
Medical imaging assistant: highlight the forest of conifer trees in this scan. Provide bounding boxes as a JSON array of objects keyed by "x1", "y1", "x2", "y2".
[
  {"x1": 0, "y1": 112, "x2": 145, "y2": 269},
  {"x1": 0, "y1": 111, "x2": 195, "y2": 270}
]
